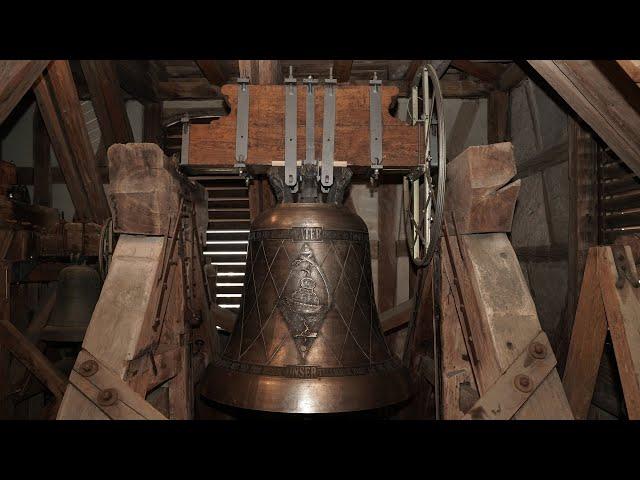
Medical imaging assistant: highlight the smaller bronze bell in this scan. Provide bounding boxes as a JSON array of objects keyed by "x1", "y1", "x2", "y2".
[{"x1": 43, "y1": 265, "x2": 102, "y2": 342}]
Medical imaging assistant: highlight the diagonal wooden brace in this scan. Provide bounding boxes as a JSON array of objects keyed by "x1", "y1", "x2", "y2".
[
  {"x1": 463, "y1": 331, "x2": 557, "y2": 420},
  {"x1": 64, "y1": 350, "x2": 167, "y2": 420}
]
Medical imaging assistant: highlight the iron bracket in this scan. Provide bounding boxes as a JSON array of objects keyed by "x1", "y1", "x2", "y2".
[
  {"x1": 284, "y1": 67, "x2": 298, "y2": 191},
  {"x1": 180, "y1": 114, "x2": 190, "y2": 165},
  {"x1": 321, "y1": 70, "x2": 337, "y2": 191},
  {"x1": 369, "y1": 73, "x2": 383, "y2": 177},
  {"x1": 234, "y1": 78, "x2": 250, "y2": 173},
  {"x1": 303, "y1": 75, "x2": 319, "y2": 167}
]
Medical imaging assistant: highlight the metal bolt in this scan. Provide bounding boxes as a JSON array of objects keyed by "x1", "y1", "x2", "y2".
[
  {"x1": 78, "y1": 360, "x2": 98, "y2": 377},
  {"x1": 514, "y1": 374, "x2": 533, "y2": 392},
  {"x1": 97, "y1": 388, "x2": 118, "y2": 406},
  {"x1": 529, "y1": 341, "x2": 547, "y2": 359}
]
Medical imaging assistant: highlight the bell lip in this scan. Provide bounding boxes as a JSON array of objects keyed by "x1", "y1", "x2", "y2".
[{"x1": 200, "y1": 362, "x2": 412, "y2": 414}]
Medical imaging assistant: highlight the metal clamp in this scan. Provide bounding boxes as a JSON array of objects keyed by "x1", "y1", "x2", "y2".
[
  {"x1": 284, "y1": 66, "x2": 298, "y2": 191},
  {"x1": 180, "y1": 114, "x2": 190, "y2": 165},
  {"x1": 369, "y1": 72, "x2": 383, "y2": 177},
  {"x1": 321, "y1": 68, "x2": 337, "y2": 191},
  {"x1": 303, "y1": 75, "x2": 319, "y2": 167},
  {"x1": 235, "y1": 77, "x2": 250, "y2": 172}
]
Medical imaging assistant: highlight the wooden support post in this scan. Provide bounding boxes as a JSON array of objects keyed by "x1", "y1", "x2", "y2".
[
  {"x1": 563, "y1": 246, "x2": 640, "y2": 419},
  {"x1": 0, "y1": 60, "x2": 50, "y2": 125},
  {"x1": 378, "y1": 181, "x2": 398, "y2": 313},
  {"x1": 143, "y1": 102, "x2": 163, "y2": 146},
  {"x1": 440, "y1": 143, "x2": 572, "y2": 419},
  {"x1": 196, "y1": 60, "x2": 226, "y2": 87},
  {"x1": 487, "y1": 90, "x2": 509, "y2": 144},
  {"x1": 559, "y1": 117, "x2": 599, "y2": 373},
  {"x1": 33, "y1": 61, "x2": 110, "y2": 223},
  {"x1": 333, "y1": 60, "x2": 353, "y2": 83},
  {"x1": 80, "y1": 60, "x2": 134, "y2": 146},
  {"x1": 33, "y1": 105, "x2": 52, "y2": 207},
  {"x1": 56, "y1": 144, "x2": 215, "y2": 420}
]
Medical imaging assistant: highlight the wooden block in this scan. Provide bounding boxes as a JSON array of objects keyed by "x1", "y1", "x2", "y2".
[
  {"x1": 108, "y1": 143, "x2": 205, "y2": 236},
  {"x1": 445, "y1": 142, "x2": 521, "y2": 234},
  {"x1": 188, "y1": 84, "x2": 420, "y2": 171},
  {"x1": 81, "y1": 235, "x2": 164, "y2": 378},
  {"x1": 457, "y1": 233, "x2": 573, "y2": 419}
]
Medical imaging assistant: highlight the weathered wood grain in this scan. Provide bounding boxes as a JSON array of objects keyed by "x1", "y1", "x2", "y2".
[{"x1": 188, "y1": 84, "x2": 419, "y2": 171}]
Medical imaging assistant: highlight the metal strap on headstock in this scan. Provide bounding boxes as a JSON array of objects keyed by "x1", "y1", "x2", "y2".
[
  {"x1": 234, "y1": 77, "x2": 250, "y2": 171},
  {"x1": 321, "y1": 68, "x2": 337, "y2": 190}
]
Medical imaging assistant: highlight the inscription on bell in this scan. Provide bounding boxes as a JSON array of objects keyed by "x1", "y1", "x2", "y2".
[
  {"x1": 291, "y1": 226, "x2": 323, "y2": 241},
  {"x1": 285, "y1": 365, "x2": 320, "y2": 378}
]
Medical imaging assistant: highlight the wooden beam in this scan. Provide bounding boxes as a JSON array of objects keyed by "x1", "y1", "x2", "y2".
[
  {"x1": 114, "y1": 60, "x2": 158, "y2": 102},
  {"x1": 451, "y1": 60, "x2": 503, "y2": 83},
  {"x1": 33, "y1": 105, "x2": 51, "y2": 207},
  {"x1": 196, "y1": 60, "x2": 226, "y2": 86},
  {"x1": 258, "y1": 60, "x2": 282, "y2": 85},
  {"x1": 238, "y1": 60, "x2": 259, "y2": 83},
  {"x1": 616, "y1": 60, "x2": 640, "y2": 83},
  {"x1": 514, "y1": 142, "x2": 568, "y2": 179},
  {"x1": 429, "y1": 60, "x2": 452, "y2": 78},
  {"x1": 0, "y1": 320, "x2": 68, "y2": 401},
  {"x1": 80, "y1": 60, "x2": 134, "y2": 146},
  {"x1": 378, "y1": 181, "x2": 398, "y2": 313},
  {"x1": 527, "y1": 60, "x2": 640, "y2": 178},
  {"x1": 445, "y1": 143, "x2": 521, "y2": 235},
  {"x1": 188, "y1": 84, "x2": 420, "y2": 171},
  {"x1": 33, "y1": 62, "x2": 110, "y2": 223},
  {"x1": 561, "y1": 118, "x2": 599, "y2": 373},
  {"x1": 562, "y1": 248, "x2": 607, "y2": 419},
  {"x1": 0, "y1": 60, "x2": 50, "y2": 125},
  {"x1": 487, "y1": 90, "x2": 509, "y2": 144},
  {"x1": 333, "y1": 60, "x2": 353, "y2": 83},
  {"x1": 498, "y1": 63, "x2": 527, "y2": 91},
  {"x1": 143, "y1": 102, "x2": 163, "y2": 146}
]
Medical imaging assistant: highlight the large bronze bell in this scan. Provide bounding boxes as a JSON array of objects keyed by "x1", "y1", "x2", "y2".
[
  {"x1": 202, "y1": 167, "x2": 411, "y2": 413},
  {"x1": 45, "y1": 265, "x2": 102, "y2": 342}
]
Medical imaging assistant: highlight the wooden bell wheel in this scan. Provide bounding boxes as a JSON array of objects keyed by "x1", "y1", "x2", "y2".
[{"x1": 403, "y1": 63, "x2": 447, "y2": 268}]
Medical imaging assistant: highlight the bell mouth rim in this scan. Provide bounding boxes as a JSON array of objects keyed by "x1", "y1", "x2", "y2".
[{"x1": 200, "y1": 362, "x2": 412, "y2": 414}]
